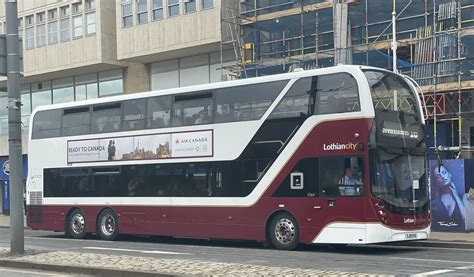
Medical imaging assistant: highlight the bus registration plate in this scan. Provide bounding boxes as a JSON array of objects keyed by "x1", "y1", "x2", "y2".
[{"x1": 405, "y1": 233, "x2": 417, "y2": 239}]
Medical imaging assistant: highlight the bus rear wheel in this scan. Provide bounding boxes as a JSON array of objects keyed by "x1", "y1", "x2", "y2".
[
  {"x1": 96, "y1": 209, "x2": 119, "y2": 241},
  {"x1": 67, "y1": 209, "x2": 87, "y2": 239},
  {"x1": 269, "y1": 213, "x2": 300, "y2": 250}
]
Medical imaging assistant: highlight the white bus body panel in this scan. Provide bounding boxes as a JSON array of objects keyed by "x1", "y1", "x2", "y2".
[{"x1": 312, "y1": 223, "x2": 430, "y2": 244}]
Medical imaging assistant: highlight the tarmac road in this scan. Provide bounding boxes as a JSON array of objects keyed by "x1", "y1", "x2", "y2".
[{"x1": 0, "y1": 229, "x2": 473, "y2": 276}]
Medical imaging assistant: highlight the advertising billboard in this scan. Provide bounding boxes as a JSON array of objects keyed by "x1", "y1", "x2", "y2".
[
  {"x1": 429, "y1": 159, "x2": 466, "y2": 232},
  {"x1": 67, "y1": 130, "x2": 213, "y2": 163}
]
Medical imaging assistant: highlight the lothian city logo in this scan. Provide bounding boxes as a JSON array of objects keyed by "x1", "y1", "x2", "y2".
[{"x1": 323, "y1": 142, "x2": 357, "y2": 151}]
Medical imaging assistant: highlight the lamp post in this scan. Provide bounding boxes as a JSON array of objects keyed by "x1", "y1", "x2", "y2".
[
  {"x1": 392, "y1": 0, "x2": 398, "y2": 73},
  {"x1": 5, "y1": 0, "x2": 24, "y2": 254}
]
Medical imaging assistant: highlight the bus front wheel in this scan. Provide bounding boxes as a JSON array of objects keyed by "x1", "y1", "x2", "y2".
[
  {"x1": 67, "y1": 209, "x2": 87, "y2": 239},
  {"x1": 269, "y1": 212, "x2": 300, "y2": 250},
  {"x1": 96, "y1": 209, "x2": 119, "y2": 241}
]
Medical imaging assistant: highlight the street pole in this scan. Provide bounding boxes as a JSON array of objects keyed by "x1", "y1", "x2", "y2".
[
  {"x1": 5, "y1": 0, "x2": 24, "y2": 254},
  {"x1": 392, "y1": 0, "x2": 398, "y2": 73}
]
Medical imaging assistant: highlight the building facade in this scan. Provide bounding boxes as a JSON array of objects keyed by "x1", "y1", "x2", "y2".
[
  {"x1": 236, "y1": 0, "x2": 474, "y2": 159},
  {"x1": 0, "y1": 0, "x2": 472, "y2": 180},
  {"x1": 0, "y1": 0, "x2": 236, "y2": 158}
]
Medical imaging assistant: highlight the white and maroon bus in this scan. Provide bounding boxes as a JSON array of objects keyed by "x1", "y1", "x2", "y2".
[{"x1": 26, "y1": 65, "x2": 429, "y2": 250}]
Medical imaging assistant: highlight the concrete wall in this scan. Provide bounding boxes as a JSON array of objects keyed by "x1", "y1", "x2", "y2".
[
  {"x1": 0, "y1": 0, "x2": 124, "y2": 82},
  {"x1": 116, "y1": 0, "x2": 222, "y2": 62},
  {"x1": 124, "y1": 62, "x2": 150, "y2": 94}
]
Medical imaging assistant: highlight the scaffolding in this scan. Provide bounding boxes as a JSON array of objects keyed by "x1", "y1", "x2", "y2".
[{"x1": 221, "y1": 0, "x2": 474, "y2": 158}]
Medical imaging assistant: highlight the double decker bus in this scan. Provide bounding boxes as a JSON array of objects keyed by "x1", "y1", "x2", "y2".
[{"x1": 26, "y1": 65, "x2": 429, "y2": 250}]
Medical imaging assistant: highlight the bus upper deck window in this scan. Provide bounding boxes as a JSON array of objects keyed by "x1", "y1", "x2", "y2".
[
  {"x1": 91, "y1": 103, "x2": 122, "y2": 133},
  {"x1": 32, "y1": 110, "x2": 62, "y2": 139}
]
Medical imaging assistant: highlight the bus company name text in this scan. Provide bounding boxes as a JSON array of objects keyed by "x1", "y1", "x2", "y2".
[
  {"x1": 68, "y1": 145, "x2": 105, "y2": 153},
  {"x1": 323, "y1": 142, "x2": 357, "y2": 151}
]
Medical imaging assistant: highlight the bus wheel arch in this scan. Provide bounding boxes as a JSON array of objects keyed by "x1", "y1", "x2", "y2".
[
  {"x1": 96, "y1": 208, "x2": 119, "y2": 241},
  {"x1": 66, "y1": 207, "x2": 87, "y2": 239},
  {"x1": 266, "y1": 210, "x2": 300, "y2": 250}
]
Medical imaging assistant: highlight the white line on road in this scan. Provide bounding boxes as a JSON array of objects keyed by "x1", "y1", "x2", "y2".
[
  {"x1": 0, "y1": 267, "x2": 70, "y2": 276},
  {"x1": 390, "y1": 257, "x2": 474, "y2": 264},
  {"x1": 411, "y1": 269, "x2": 454, "y2": 276},
  {"x1": 454, "y1": 265, "x2": 474, "y2": 270},
  {"x1": 26, "y1": 237, "x2": 114, "y2": 243},
  {"x1": 83, "y1": 246, "x2": 193, "y2": 255}
]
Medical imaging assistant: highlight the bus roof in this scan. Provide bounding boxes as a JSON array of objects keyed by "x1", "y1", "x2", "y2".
[{"x1": 30, "y1": 65, "x2": 394, "y2": 114}]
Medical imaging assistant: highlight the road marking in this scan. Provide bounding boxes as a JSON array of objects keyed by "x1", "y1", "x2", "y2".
[
  {"x1": 362, "y1": 244, "x2": 474, "y2": 252},
  {"x1": 455, "y1": 265, "x2": 474, "y2": 270},
  {"x1": 390, "y1": 257, "x2": 474, "y2": 264},
  {"x1": 411, "y1": 269, "x2": 454, "y2": 276},
  {"x1": 27, "y1": 237, "x2": 113, "y2": 243},
  {"x1": 0, "y1": 266, "x2": 69, "y2": 276},
  {"x1": 83, "y1": 246, "x2": 192, "y2": 255}
]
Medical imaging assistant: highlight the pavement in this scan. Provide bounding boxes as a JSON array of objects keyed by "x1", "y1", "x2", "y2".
[{"x1": 0, "y1": 213, "x2": 473, "y2": 276}]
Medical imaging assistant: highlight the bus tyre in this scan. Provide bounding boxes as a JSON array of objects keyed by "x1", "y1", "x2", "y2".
[
  {"x1": 67, "y1": 209, "x2": 87, "y2": 239},
  {"x1": 269, "y1": 213, "x2": 300, "y2": 250},
  {"x1": 97, "y1": 209, "x2": 119, "y2": 241}
]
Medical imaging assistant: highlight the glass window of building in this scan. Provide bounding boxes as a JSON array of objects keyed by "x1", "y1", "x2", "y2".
[
  {"x1": 137, "y1": 0, "x2": 148, "y2": 24},
  {"x1": 99, "y1": 69, "x2": 123, "y2": 97},
  {"x1": 36, "y1": 12, "x2": 46, "y2": 47},
  {"x1": 48, "y1": 9, "x2": 58, "y2": 44},
  {"x1": 0, "y1": 117, "x2": 6, "y2": 138},
  {"x1": 21, "y1": 86, "x2": 31, "y2": 134},
  {"x1": 168, "y1": 0, "x2": 180, "y2": 17},
  {"x1": 185, "y1": 0, "x2": 196, "y2": 14},
  {"x1": 60, "y1": 5, "x2": 70, "y2": 17},
  {"x1": 85, "y1": 0, "x2": 95, "y2": 11},
  {"x1": 60, "y1": 6, "x2": 70, "y2": 42},
  {"x1": 72, "y1": 2, "x2": 82, "y2": 14},
  {"x1": 202, "y1": 0, "x2": 213, "y2": 10},
  {"x1": 31, "y1": 81, "x2": 52, "y2": 111},
  {"x1": 52, "y1": 78, "x2": 74, "y2": 104},
  {"x1": 152, "y1": 0, "x2": 164, "y2": 21},
  {"x1": 122, "y1": 3, "x2": 133, "y2": 27},
  {"x1": 21, "y1": 84, "x2": 31, "y2": 134},
  {"x1": 73, "y1": 15, "x2": 83, "y2": 38},
  {"x1": 21, "y1": 85, "x2": 31, "y2": 116},
  {"x1": 21, "y1": 114, "x2": 31, "y2": 133},
  {"x1": 18, "y1": 18, "x2": 23, "y2": 46},
  {"x1": 25, "y1": 15, "x2": 34, "y2": 49},
  {"x1": 86, "y1": 12, "x2": 96, "y2": 35},
  {"x1": 0, "y1": 90, "x2": 7, "y2": 119},
  {"x1": 75, "y1": 73, "x2": 98, "y2": 100},
  {"x1": 60, "y1": 18, "x2": 70, "y2": 42}
]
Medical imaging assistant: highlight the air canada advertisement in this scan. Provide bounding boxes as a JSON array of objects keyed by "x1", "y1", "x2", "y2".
[{"x1": 67, "y1": 130, "x2": 213, "y2": 163}]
